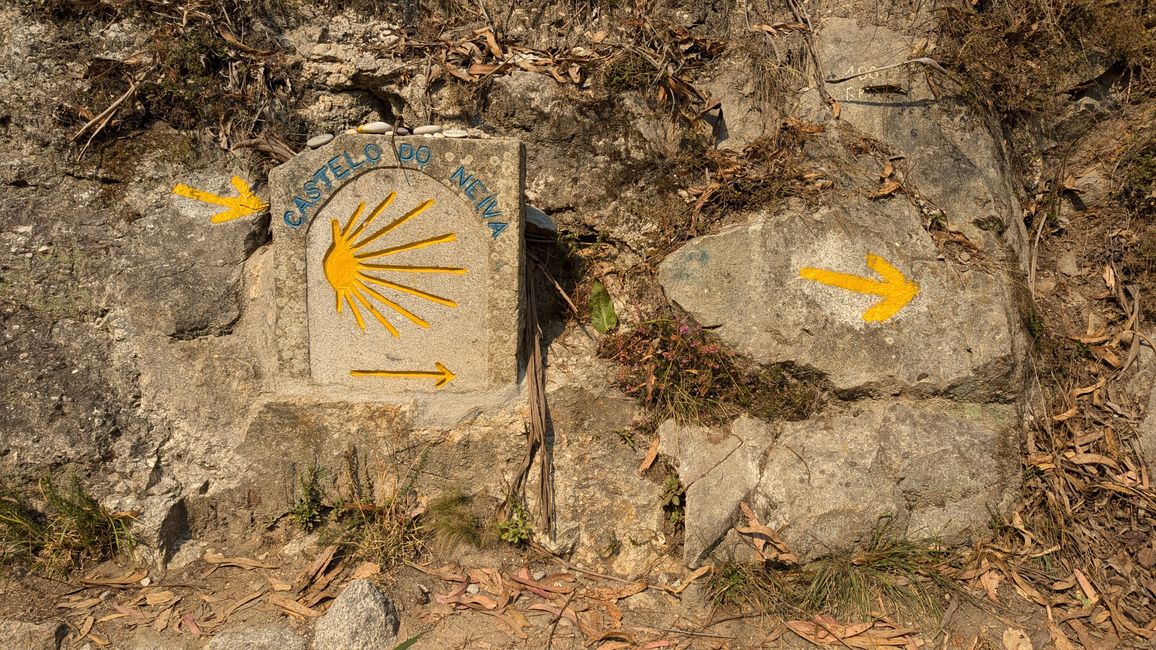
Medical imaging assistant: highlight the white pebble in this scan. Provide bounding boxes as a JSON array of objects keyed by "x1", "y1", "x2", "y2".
[
  {"x1": 306, "y1": 134, "x2": 334, "y2": 148},
  {"x1": 357, "y1": 121, "x2": 392, "y2": 134},
  {"x1": 443, "y1": 129, "x2": 468, "y2": 138},
  {"x1": 413, "y1": 125, "x2": 442, "y2": 135}
]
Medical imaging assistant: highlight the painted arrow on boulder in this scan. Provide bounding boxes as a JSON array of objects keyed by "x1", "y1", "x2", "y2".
[
  {"x1": 350, "y1": 362, "x2": 456, "y2": 388},
  {"x1": 799, "y1": 254, "x2": 919, "y2": 322},
  {"x1": 172, "y1": 176, "x2": 268, "y2": 223}
]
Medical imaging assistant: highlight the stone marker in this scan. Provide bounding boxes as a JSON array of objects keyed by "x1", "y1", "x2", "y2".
[
  {"x1": 269, "y1": 134, "x2": 524, "y2": 393},
  {"x1": 659, "y1": 198, "x2": 1027, "y2": 401}
]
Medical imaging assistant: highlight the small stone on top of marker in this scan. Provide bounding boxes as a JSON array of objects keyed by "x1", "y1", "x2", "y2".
[
  {"x1": 413, "y1": 125, "x2": 442, "y2": 135},
  {"x1": 443, "y1": 128, "x2": 468, "y2": 138},
  {"x1": 395, "y1": 127, "x2": 411, "y2": 135},
  {"x1": 306, "y1": 134, "x2": 334, "y2": 148},
  {"x1": 357, "y1": 121, "x2": 392, "y2": 134}
]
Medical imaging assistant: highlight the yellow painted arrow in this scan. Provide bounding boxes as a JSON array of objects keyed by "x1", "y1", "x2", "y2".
[
  {"x1": 172, "y1": 176, "x2": 268, "y2": 223},
  {"x1": 799, "y1": 254, "x2": 919, "y2": 322},
  {"x1": 350, "y1": 362, "x2": 456, "y2": 389}
]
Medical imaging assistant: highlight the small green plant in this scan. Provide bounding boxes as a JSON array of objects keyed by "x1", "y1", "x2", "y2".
[
  {"x1": 498, "y1": 499, "x2": 533, "y2": 545},
  {"x1": 707, "y1": 562, "x2": 790, "y2": 611},
  {"x1": 1026, "y1": 317, "x2": 1045, "y2": 339},
  {"x1": 660, "y1": 475, "x2": 685, "y2": 526},
  {"x1": 613, "y1": 428, "x2": 637, "y2": 449},
  {"x1": 290, "y1": 464, "x2": 325, "y2": 532},
  {"x1": 0, "y1": 477, "x2": 134, "y2": 574}
]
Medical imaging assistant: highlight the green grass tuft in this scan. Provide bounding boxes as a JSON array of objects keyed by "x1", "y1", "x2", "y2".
[{"x1": 0, "y1": 477, "x2": 134, "y2": 574}]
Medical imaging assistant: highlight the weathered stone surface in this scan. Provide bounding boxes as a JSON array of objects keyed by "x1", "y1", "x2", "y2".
[
  {"x1": 806, "y1": 16, "x2": 1025, "y2": 261},
  {"x1": 539, "y1": 386, "x2": 665, "y2": 574},
  {"x1": 659, "y1": 200, "x2": 1027, "y2": 401},
  {"x1": 661, "y1": 401, "x2": 1019, "y2": 563},
  {"x1": 313, "y1": 580, "x2": 400, "y2": 650},
  {"x1": 0, "y1": 618, "x2": 68, "y2": 650},
  {"x1": 754, "y1": 399, "x2": 1019, "y2": 561},
  {"x1": 206, "y1": 626, "x2": 307, "y2": 650},
  {"x1": 269, "y1": 135, "x2": 524, "y2": 393},
  {"x1": 659, "y1": 416, "x2": 773, "y2": 564}
]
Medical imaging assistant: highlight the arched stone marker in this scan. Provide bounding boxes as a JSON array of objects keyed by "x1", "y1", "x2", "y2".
[{"x1": 269, "y1": 135, "x2": 524, "y2": 392}]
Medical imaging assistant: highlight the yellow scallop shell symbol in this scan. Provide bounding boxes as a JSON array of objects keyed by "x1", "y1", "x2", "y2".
[{"x1": 323, "y1": 192, "x2": 466, "y2": 336}]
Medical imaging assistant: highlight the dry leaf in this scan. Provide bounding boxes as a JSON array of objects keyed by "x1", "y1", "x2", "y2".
[
  {"x1": 638, "y1": 436, "x2": 660, "y2": 474},
  {"x1": 468, "y1": 62, "x2": 499, "y2": 76},
  {"x1": 152, "y1": 607, "x2": 172, "y2": 632},
  {"x1": 1048, "y1": 622, "x2": 1078, "y2": 650},
  {"x1": 670, "y1": 565, "x2": 711, "y2": 594},
  {"x1": 81, "y1": 569, "x2": 148, "y2": 586},
  {"x1": 1073, "y1": 568, "x2": 1099, "y2": 605},
  {"x1": 586, "y1": 582, "x2": 648, "y2": 602},
  {"x1": 78, "y1": 615, "x2": 94, "y2": 638},
  {"x1": 269, "y1": 594, "x2": 322, "y2": 618},
  {"x1": 872, "y1": 179, "x2": 902, "y2": 198},
  {"x1": 145, "y1": 590, "x2": 174, "y2": 606},
  {"x1": 979, "y1": 569, "x2": 1003, "y2": 602}
]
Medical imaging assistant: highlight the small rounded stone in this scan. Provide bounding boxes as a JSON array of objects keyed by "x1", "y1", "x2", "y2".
[
  {"x1": 357, "y1": 121, "x2": 392, "y2": 134},
  {"x1": 413, "y1": 125, "x2": 442, "y2": 135},
  {"x1": 306, "y1": 134, "x2": 334, "y2": 148},
  {"x1": 394, "y1": 127, "x2": 411, "y2": 135},
  {"x1": 443, "y1": 128, "x2": 468, "y2": 138},
  {"x1": 433, "y1": 132, "x2": 446, "y2": 138}
]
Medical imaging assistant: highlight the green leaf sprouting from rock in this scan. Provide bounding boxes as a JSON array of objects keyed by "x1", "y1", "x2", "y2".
[{"x1": 589, "y1": 280, "x2": 618, "y2": 334}]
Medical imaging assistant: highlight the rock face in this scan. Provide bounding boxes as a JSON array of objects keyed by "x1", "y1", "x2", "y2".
[
  {"x1": 0, "y1": 618, "x2": 67, "y2": 650},
  {"x1": 661, "y1": 401, "x2": 1020, "y2": 564},
  {"x1": 807, "y1": 16, "x2": 1024, "y2": 260},
  {"x1": 656, "y1": 7, "x2": 1031, "y2": 563},
  {"x1": 313, "y1": 580, "x2": 400, "y2": 650},
  {"x1": 659, "y1": 200, "x2": 1027, "y2": 402}
]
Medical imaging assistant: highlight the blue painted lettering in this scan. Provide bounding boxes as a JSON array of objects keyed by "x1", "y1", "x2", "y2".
[
  {"x1": 293, "y1": 195, "x2": 314, "y2": 217},
  {"x1": 284, "y1": 210, "x2": 304, "y2": 227},
  {"x1": 397, "y1": 143, "x2": 414, "y2": 161},
  {"x1": 327, "y1": 156, "x2": 349, "y2": 180},
  {"x1": 364, "y1": 143, "x2": 383, "y2": 163},
  {"x1": 311, "y1": 167, "x2": 332, "y2": 191},
  {"x1": 415, "y1": 146, "x2": 431, "y2": 166},
  {"x1": 486, "y1": 222, "x2": 508, "y2": 238},
  {"x1": 304, "y1": 180, "x2": 321, "y2": 200},
  {"x1": 465, "y1": 178, "x2": 487, "y2": 200},
  {"x1": 481, "y1": 198, "x2": 503, "y2": 220},
  {"x1": 344, "y1": 151, "x2": 366, "y2": 172},
  {"x1": 450, "y1": 165, "x2": 473, "y2": 188}
]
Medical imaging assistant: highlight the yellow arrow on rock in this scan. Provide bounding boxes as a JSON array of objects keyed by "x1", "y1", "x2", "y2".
[
  {"x1": 799, "y1": 253, "x2": 919, "y2": 323},
  {"x1": 350, "y1": 362, "x2": 456, "y2": 389},
  {"x1": 172, "y1": 176, "x2": 268, "y2": 223}
]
